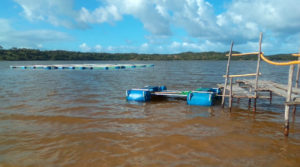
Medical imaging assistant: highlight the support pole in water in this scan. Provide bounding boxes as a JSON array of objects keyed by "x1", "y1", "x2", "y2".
[
  {"x1": 269, "y1": 91, "x2": 272, "y2": 104},
  {"x1": 254, "y1": 33, "x2": 263, "y2": 112},
  {"x1": 285, "y1": 64, "x2": 294, "y2": 136},
  {"x1": 248, "y1": 98, "x2": 251, "y2": 110},
  {"x1": 253, "y1": 98, "x2": 257, "y2": 112},
  {"x1": 222, "y1": 41, "x2": 234, "y2": 108},
  {"x1": 229, "y1": 77, "x2": 233, "y2": 112},
  {"x1": 293, "y1": 56, "x2": 300, "y2": 114}
]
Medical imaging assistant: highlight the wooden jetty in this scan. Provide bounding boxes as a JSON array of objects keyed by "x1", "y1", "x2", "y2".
[{"x1": 219, "y1": 33, "x2": 300, "y2": 136}]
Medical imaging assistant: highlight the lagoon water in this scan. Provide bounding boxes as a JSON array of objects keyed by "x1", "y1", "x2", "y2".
[{"x1": 0, "y1": 60, "x2": 300, "y2": 166}]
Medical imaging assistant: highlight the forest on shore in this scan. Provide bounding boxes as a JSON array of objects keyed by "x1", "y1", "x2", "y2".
[{"x1": 0, "y1": 48, "x2": 297, "y2": 61}]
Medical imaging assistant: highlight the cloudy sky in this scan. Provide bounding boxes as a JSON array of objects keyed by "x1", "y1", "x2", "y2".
[{"x1": 1, "y1": 0, "x2": 300, "y2": 54}]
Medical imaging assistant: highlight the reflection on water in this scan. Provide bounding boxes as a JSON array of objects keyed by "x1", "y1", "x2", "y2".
[{"x1": 0, "y1": 60, "x2": 300, "y2": 166}]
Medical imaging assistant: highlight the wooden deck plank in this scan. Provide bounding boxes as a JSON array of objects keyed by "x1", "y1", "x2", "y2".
[
  {"x1": 236, "y1": 79, "x2": 300, "y2": 99},
  {"x1": 217, "y1": 83, "x2": 255, "y2": 98}
]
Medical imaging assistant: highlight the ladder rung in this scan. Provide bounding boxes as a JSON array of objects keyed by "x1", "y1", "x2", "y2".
[{"x1": 223, "y1": 73, "x2": 261, "y2": 78}]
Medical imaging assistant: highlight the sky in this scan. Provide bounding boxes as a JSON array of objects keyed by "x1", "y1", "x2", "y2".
[{"x1": 0, "y1": 0, "x2": 300, "y2": 54}]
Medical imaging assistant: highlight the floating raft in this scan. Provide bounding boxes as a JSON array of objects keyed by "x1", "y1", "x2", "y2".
[
  {"x1": 10, "y1": 64, "x2": 154, "y2": 70},
  {"x1": 126, "y1": 86, "x2": 221, "y2": 106}
]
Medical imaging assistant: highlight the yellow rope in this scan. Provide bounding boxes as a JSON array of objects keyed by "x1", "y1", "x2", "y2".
[
  {"x1": 292, "y1": 54, "x2": 300, "y2": 57},
  {"x1": 260, "y1": 53, "x2": 300, "y2": 66}
]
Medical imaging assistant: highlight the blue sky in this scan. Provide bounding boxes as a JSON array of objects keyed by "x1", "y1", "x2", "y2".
[{"x1": 0, "y1": 0, "x2": 300, "y2": 54}]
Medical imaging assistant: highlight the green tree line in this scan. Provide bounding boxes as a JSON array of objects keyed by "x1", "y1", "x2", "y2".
[{"x1": 0, "y1": 48, "x2": 297, "y2": 61}]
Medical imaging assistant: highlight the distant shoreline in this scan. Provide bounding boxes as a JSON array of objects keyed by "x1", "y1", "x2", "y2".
[{"x1": 0, "y1": 48, "x2": 297, "y2": 61}]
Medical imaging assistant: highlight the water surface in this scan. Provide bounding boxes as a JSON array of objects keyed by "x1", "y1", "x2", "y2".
[{"x1": 0, "y1": 61, "x2": 299, "y2": 167}]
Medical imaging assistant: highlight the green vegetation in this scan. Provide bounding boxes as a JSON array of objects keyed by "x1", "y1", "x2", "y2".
[{"x1": 0, "y1": 48, "x2": 297, "y2": 61}]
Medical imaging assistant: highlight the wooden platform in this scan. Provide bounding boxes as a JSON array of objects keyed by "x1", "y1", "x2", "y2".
[
  {"x1": 236, "y1": 79, "x2": 300, "y2": 102},
  {"x1": 217, "y1": 83, "x2": 256, "y2": 98},
  {"x1": 152, "y1": 91, "x2": 187, "y2": 97}
]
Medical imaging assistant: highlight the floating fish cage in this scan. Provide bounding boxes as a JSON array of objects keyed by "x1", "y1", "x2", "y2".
[
  {"x1": 9, "y1": 64, "x2": 154, "y2": 70},
  {"x1": 126, "y1": 86, "x2": 221, "y2": 106}
]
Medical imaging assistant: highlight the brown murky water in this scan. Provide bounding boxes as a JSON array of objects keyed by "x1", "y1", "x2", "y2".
[{"x1": 1, "y1": 61, "x2": 300, "y2": 167}]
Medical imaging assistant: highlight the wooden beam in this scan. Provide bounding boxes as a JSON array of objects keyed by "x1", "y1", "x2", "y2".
[
  {"x1": 229, "y1": 77, "x2": 233, "y2": 111},
  {"x1": 253, "y1": 33, "x2": 263, "y2": 112},
  {"x1": 255, "y1": 33, "x2": 263, "y2": 96},
  {"x1": 248, "y1": 98, "x2": 251, "y2": 110},
  {"x1": 295, "y1": 56, "x2": 300, "y2": 89},
  {"x1": 284, "y1": 64, "x2": 294, "y2": 136},
  {"x1": 223, "y1": 73, "x2": 261, "y2": 78},
  {"x1": 222, "y1": 41, "x2": 234, "y2": 108},
  {"x1": 293, "y1": 56, "x2": 300, "y2": 114},
  {"x1": 226, "y1": 52, "x2": 259, "y2": 57},
  {"x1": 285, "y1": 101, "x2": 300, "y2": 105}
]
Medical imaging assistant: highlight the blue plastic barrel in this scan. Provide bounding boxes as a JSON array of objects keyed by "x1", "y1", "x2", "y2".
[
  {"x1": 143, "y1": 86, "x2": 160, "y2": 92},
  {"x1": 159, "y1": 85, "x2": 167, "y2": 91},
  {"x1": 187, "y1": 92, "x2": 215, "y2": 106},
  {"x1": 126, "y1": 89, "x2": 151, "y2": 102},
  {"x1": 211, "y1": 88, "x2": 221, "y2": 94}
]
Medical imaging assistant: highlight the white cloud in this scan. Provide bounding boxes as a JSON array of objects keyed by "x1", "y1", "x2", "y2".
[
  {"x1": 79, "y1": 43, "x2": 91, "y2": 52},
  {"x1": 13, "y1": 0, "x2": 84, "y2": 28},
  {"x1": 13, "y1": 0, "x2": 300, "y2": 38},
  {"x1": 95, "y1": 44, "x2": 102, "y2": 52},
  {"x1": 107, "y1": 46, "x2": 114, "y2": 52},
  {"x1": 226, "y1": 0, "x2": 300, "y2": 33},
  {"x1": 171, "y1": 41, "x2": 181, "y2": 48},
  {"x1": 9, "y1": 0, "x2": 300, "y2": 53},
  {"x1": 37, "y1": 44, "x2": 43, "y2": 48},
  {"x1": 0, "y1": 19, "x2": 12, "y2": 32},
  {"x1": 78, "y1": 5, "x2": 122, "y2": 24},
  {"x1": 108, "y1": 0, "x2": 172, "y2": 35},
  {"x1": 141, "y1": 43, "x2": 148, "y2": 48},
  {"x1": 0, "y1": 18, "x2": 71, "y2": 49}
]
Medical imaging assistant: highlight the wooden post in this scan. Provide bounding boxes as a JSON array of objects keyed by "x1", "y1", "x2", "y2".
[
  {"x1": 269, "y1": 91, "x2": 272, "y2": 104},
  {"x1": 222, "y1": 41, "x2": 234, "y2": 108},
  {"x1": 229, "y1": 77, "x2": 233, "y2": 112},
  {"x1": 248, "y1": 98, "x2": 251, "y2": 110},
  {"x1": 254, "y1": 33, "x2": 263, "y2": 112},
  {"x1": 292, "y1": 56, "x2": 300, "y2": 113},
  {"x1": 284, "y1": 64, "x2": 294, "y2": 136},
  {"x1": 253, "y1": 98, "x2": 256, "y2": 112},
  {"x1": 295, "y1": 56, "x2": 300, "y2": 88}
]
